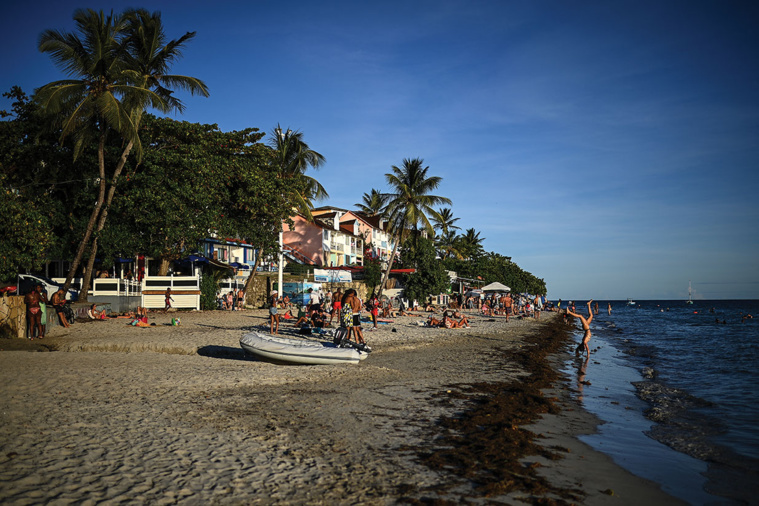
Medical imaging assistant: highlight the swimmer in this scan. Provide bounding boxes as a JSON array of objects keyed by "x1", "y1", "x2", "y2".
[
  {"x1": 567, "y1": 299, "x2": 594, "y2": 356},
  {"x1": 607, "y1": 302, "x2": 612, "y2": 315}
]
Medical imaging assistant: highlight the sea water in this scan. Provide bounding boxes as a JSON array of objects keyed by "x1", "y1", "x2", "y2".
[{"x1": 561, "y1": 300, "x2": 759, "y2": 505}]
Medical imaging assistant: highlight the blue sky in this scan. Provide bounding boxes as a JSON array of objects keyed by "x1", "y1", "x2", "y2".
[{"x1": 3, "y1": 0, "x2": 758, "y2": 300}]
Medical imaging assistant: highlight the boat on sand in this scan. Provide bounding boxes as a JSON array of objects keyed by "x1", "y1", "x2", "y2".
[{"x1": 240, "y1": 332, "x2": 368, "y2": 365}]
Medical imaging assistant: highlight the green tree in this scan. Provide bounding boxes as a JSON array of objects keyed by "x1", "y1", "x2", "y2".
[
  {"x1": 355, "y1": 189, "x2": 388, "y2": 217},
  {"x1": 36, "y1": 8, "x2": 208, "y2": 301},
  {"x1": 399, "y1": 236, "x2": 450, "y2": 304},
  {"x1": 431, "y1": 207, "x2": 460, "y2": 236},
  {"x1": 0, "y1": 174, "x2": 53, "y2": 280},
  {"x1": 379, "y1": 158, "x2": 451, "y2": 296},
  {"x1": 268, "y1": 124, "x2": 327, "y2": 219},
  {"x1": 458, "y1": 227, "x2": 486, "y2": 260},
  {"x1": 363, "y1": 255, "x2": 383, "y2": 294},
  {"x1": 436, "y1": 229, "x2": 464, "y2": 260},
  {"x1": 104, "y1": 116, "x2": 249, "y2": 273}
]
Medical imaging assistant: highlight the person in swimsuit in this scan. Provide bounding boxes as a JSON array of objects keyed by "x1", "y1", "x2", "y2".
[
  {"x1": 329, "y1": 289, "x2": 342, "y2": 325},
  {"x1": 51, "y1": 288, "x2": 71, "y2": 328},
  {"x1": 567, "y1": 299, "x2": 594, "y2": 356},
  {"x1": 269, "y1": 290, "x2": 280, "y2": 334},
  {"x1": 24, "y1": 285, "x2": 43, "y2": 339}
]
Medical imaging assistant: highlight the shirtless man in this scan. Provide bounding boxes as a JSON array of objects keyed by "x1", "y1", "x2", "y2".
[
  {"x1": 504, "y1": 292, "x2": 513, "y2": 322},
  {"x1": 346, "y1": 289, "x2": 366, "y2": 345},
  {"x1": 567, "y1": 300, "x2": 594, "y2": 355}
]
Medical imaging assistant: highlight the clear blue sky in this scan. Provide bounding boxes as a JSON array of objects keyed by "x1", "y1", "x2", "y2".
[{"x1": 3, "y1": 0, "x2": 758, "y2": 300}]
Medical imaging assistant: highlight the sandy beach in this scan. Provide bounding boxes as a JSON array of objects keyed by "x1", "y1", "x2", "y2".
[{"x1": 0, "y1": 309, "x2": 680, "y2": 504}]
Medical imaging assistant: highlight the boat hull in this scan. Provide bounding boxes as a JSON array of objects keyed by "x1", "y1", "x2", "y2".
[{"x1": 240, "y1": 332, "x2": 367, "y2": 365}]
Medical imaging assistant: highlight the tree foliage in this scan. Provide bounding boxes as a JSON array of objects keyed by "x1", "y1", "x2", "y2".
[
  {"x1": 443, "y1": 253, "x2": 546, "y2": 295},
  {"x1": 399, "y1": 236, "x2": 450, "y2": 304}
]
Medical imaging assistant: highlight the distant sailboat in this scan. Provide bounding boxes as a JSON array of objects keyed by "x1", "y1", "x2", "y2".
[
  {"x1": 686, "y1": 281, "x2": 694, "y2": 305},
  {"x1": 627, "y1": 298, "x2": 635, "y2": 306}
]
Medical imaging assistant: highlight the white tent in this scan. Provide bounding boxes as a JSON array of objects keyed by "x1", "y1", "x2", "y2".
[{"x1": 481, "y1": 282, "x2": 511, "y2": 292}]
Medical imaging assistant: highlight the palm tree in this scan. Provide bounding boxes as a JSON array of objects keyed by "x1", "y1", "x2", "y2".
[
  {"x1": 379, "y1": 158, "x2": 451, "y2": 296},
  {"x1": 436, "y1": 229, "x2": 464, "y2": 260},
  {"x1": 432, "y1": 207, "x2": 460, "y2": 237},
  {"x1": 459, "y1": 228, "x2": 486, "y2": 259},
  {"x1": 269, "y1": 124, "x2": 327, "y2": 219},
  {"x1": 244, "y1": 125, "x2": 326, "y2": 295},
  {"x1": 37, "y1": 8, "x2": 208, "y2": 300},
  {"x1": 355, "y1": 189, "x2": 389, "y2": 217},
  {"x1": 79, "y1": 9, "x2": 210, "y2": 281}
]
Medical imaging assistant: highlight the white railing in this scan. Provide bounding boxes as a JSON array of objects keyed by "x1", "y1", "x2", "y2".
[
  {"x1": 141, "y1": 275, "x2": 201, "y2": 310},
  {"x1": 92, "y1": 278, "x2": 142, "y2": 296}
]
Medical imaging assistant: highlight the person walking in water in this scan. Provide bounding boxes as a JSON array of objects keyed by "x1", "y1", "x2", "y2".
[
  {"x1": 607, "y1": 302, "x2": 612, "y2": 315},
  {"x1": 567, "y1": 299, "x2": 594, "y2": 356}
]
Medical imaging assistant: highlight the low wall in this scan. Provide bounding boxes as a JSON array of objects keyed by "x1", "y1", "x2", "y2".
[
  {"x1": 242, "y1": 274, "x2": 369, "y2": 308},
  {"x1": 0, "y1": 295, "x2": 25, "y2": 338}
]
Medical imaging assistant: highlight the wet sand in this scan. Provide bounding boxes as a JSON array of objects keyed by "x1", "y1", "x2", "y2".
[{"x1": 0, "y1": 309, "x2": 680, "y2": 504}]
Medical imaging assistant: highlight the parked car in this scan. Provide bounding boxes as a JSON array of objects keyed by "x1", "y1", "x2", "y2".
[{"x1": 16, "y1": 274, "x2": 78, "y2": 301}]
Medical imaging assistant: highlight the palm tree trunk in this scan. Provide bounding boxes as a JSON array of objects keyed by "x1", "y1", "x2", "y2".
[
  {"x1": 62, "y1": 131, "x2": 108, "y2": 293},
  {"x1": 76, "y1": 140, "x2": 135, "y2": 302},
  {"x1": 378, "y1": 234, "x2": 400, "y2": 298}
]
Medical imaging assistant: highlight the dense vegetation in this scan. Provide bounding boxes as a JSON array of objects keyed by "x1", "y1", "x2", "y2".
[{"x1": 1, "y1": 8, "x2": 546, "y2": 299}]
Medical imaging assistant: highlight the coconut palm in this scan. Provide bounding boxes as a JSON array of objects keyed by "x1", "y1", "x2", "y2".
[
  {"x1": 355, "y1": 189, "x2": 389, "y2": 217},
  {"x1": 459, "y1": 227, "x2": 486, "y2": 259},
  {"x1": 379, "y1": 158, "x2": 451, "y2": 296},
  {"x1": 37, "y1": 8, "x2": 208, "y2": 300},
  {"x1": 436, "y1": 229, "x2": 464, "y2": 260},
  {"x1": 269, "y1": 124, "x2": 327, "y2": 218},
  {"x1": 432, "y1": 207, "x2": 460, "y2": 237}
]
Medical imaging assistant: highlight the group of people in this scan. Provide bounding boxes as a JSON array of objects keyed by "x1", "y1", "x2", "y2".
[
  {"x1": 218, "y1": 288, "x2": 245, "y2": 311},
  {"x1": 427, "y1": 310, "x2": 471, "y2": 329},
  {"x1": 23, "y1": 285, "x2": 72, "y2": 339},
  {"x1": 267, "y1": 287, "x2": 369, "y2": 346}
]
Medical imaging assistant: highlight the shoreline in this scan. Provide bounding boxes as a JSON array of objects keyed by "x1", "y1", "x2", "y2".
[{"x1": 0, "y1": 309, "x2": 679, "y2": 504}]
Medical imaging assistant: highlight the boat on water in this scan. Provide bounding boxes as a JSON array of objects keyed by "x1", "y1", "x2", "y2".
[
  {"x1": 627, "y1": 298, "x2": 636, "y2": 306},
  {"x1": 686, "y1": 281, "x2": 694, "y2": 305},
  {"x1": 240, "y1": 331, "x2": 368, "y2": 365}
]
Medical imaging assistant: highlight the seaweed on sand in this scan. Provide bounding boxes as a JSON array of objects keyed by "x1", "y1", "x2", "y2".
[{"x1": 399, "y1": 318, "x2": 583, "y2": 505}]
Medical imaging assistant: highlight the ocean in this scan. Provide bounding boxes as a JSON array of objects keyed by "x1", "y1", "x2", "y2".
[{"x1": 560, "y1": 299, "x2": 759, "y2": 505}]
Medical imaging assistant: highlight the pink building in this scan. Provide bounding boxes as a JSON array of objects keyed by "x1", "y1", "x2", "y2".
[{"x1": 282, "y1": 212, "x2": 364, "y2": 267}]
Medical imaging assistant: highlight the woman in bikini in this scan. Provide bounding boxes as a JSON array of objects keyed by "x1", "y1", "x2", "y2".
[{"x1": 24, "y1": 285, "x2": 43, "y2": 339}]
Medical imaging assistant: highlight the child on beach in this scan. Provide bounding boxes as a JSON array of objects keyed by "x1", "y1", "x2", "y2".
[
  {"x1": 566, "y1": 300, "x2": 594, "y2": 356},
  {"x1": 165, "y1": 288, "x2": 174, "y2": 310}
]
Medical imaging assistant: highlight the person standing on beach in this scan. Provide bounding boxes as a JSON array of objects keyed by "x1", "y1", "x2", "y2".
[
  {"x1": 504, "y1": 292, "x2": 513, "y2": 322},
  {"x1": 165, "y1": 288, "x2": 174, "y2": 310},
  {"x1": 330, "y1": 288, "x2": 342, "y2": 325},
  {"x1": 36, "y1": 284, "x2": 48, "y2": 337},
  {"x1": 346, "y1": 289, "x2": 366, "y2": 345},
  {"x1": 269, "y1": 290, "x2": 280, "y2": 334},
  {"x1": 534, "y1": 294, "x2": 542, "y2": 320},
  {"x1": 369, "y1": 293, "x2": 379, "y2": 329},
  {"x1": 24, "y1": 285, "x2": 43, "y2": 339},
  {"x1": 567, "y1": 300, "x2": 594, "y2": 356}
]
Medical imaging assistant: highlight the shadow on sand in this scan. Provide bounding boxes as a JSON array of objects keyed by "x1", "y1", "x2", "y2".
[{"x1": 197, "y1": 345, "x2": 250, "y2": 361}]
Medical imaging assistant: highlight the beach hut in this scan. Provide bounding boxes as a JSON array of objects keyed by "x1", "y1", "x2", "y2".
[{"x1": 481, "y1": 282, "x2": 511, "y2": 292}]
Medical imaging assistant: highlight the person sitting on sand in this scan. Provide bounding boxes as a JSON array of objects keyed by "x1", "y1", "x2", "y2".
[
  {"x1": 442, "y1": 311, "x2": 470, "y2": 329},
  {"x1": 427, "y1": 316, "x2": 443, "y2": 327},
  {"x1": 293, "y1": 305, "x2": 311, "y2": 327},
  {"x1": 88, "y1": 304, "x2": 106, "y2": 320},
  {"x1": 566, "y1": 300, "x2": 594, "y2": 356}
]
